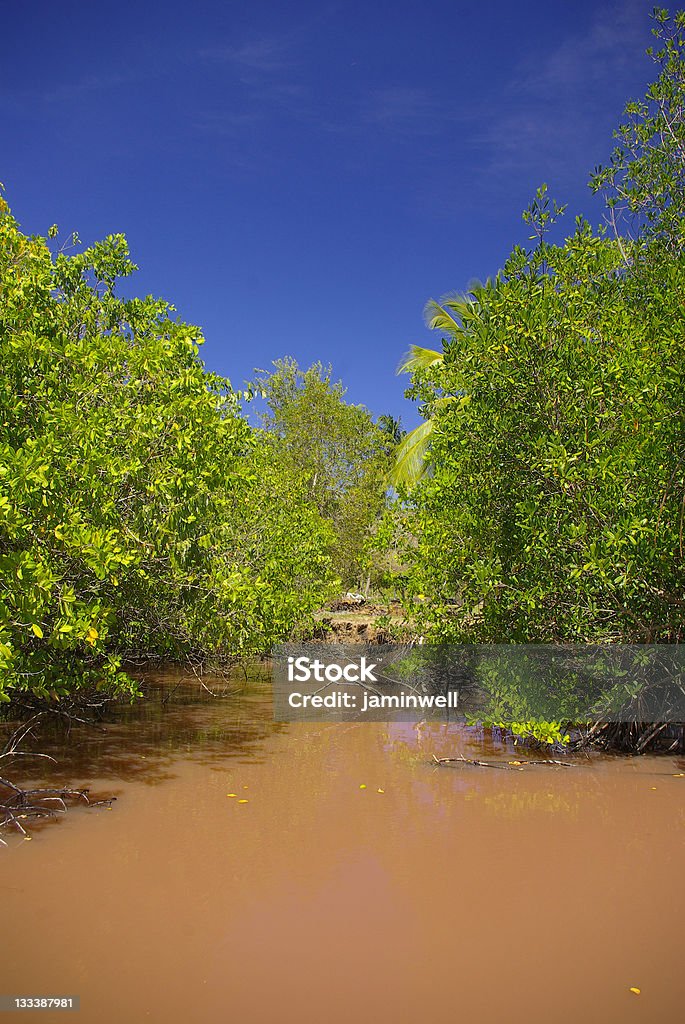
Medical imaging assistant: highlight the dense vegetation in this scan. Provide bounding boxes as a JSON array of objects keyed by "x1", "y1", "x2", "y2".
[
  {"x1": 2, "y1": 8, "x2": 685, "y2": 751},
  {"x1": 254, "y1": 358, "x2": 391, "y2": 591},
  {"x1": 0, "y1": 206, "x2": 393, "y2": 705},
  {"x1": 392, "y1": 10, "x2": 685, "y2": 655}
]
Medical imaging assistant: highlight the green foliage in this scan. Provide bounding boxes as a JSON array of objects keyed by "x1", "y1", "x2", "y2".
[
  {"x1": 389, "y1": 418, "x2": 436, "y2": 490},
  {"x1": 590, "y1": 7, "x2": 685, "y2": 251},
  {"x1": 254, "y1": 358, "x2": 391, "y2": 589},
  {"x1": 477, "y1": 720, "x2": 571, "y2": 747},
  {"x1": 393, "y1": 8, "x2": 685, "y2": 662},
  {"x1": 376, "y1": 414, "x2": 405, "y2": 450},
  {"x1": 403, "y1": 223, "x2": 685, "y2": 643},
  {"x1": 522, "y1": 183, "x2": 567, "y2": 245},
  {"x1": 0, "y1": 199, "x2": 336, "y2": 703},
  {"x1": 363, "y1": 498, "x2": 415, "y2": 599},
  {"x1": 391, "y1": 285, "x2": 494, "y2": 489}
]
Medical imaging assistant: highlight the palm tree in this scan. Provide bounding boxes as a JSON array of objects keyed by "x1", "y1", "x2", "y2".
[
  {"x1": 376, "y1": 413, "x2": 405, "y2": 449},
  {"x1": 390, "y1": 284, "x2": 488, "y2": 489},
  {"x1": 389, "y1": 347, "x2": 444, "y2": 489}
]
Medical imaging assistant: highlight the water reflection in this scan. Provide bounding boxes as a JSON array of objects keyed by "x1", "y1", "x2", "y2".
[{"x1": 1, "y1": 669, "x2": 283, "y2": 787}]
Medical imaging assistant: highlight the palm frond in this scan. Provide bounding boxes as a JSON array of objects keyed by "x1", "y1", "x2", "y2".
[
  {"x1": 388, "y1": 419, "x2": 435, "y2": 489},
  {"x1": 396, "y1": 344, "x2": 444, "y2": 376},
  {"x1": 424, "y1": 298, "x2": 468, "y2": 335}
]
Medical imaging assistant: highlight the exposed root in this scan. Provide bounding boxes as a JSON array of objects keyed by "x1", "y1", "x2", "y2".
[
  {"x1": 0, "y1": 778, "x2": 94, "y2": 841},
  {"x1": 576, "y1": 720, "x2": 685, "y2": 754},
  {"x1": 0, "y1": 694, "x2": 118, "y2": 843}
]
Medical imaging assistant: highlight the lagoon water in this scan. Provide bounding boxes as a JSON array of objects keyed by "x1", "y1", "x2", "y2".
[{"x1": 1, "y1": 671, "x2": 683, "y2": 1022}]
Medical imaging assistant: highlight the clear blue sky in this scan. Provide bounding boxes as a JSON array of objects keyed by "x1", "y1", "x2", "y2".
[{"x1": 2, "y1": 0, "x2": 658, "y2": 427}]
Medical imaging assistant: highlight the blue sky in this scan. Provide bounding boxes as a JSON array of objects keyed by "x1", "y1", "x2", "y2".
[{"x1": 2, "y1": 0, "x2": 658, "y2": 427}]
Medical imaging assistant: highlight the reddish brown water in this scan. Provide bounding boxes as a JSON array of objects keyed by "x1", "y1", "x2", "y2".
[{"x1": 1, "y1": 674, "x2": 684, "y2": 1023}]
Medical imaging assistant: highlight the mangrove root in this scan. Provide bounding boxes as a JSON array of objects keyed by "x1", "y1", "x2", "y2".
[{"x1": 0, "y1": 778, "x2": 100, "y2": 843}]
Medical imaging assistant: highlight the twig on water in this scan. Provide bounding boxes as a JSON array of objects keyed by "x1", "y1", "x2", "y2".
[{"x1": 431, "y1": 754, "x2": 577, "y2": 770}]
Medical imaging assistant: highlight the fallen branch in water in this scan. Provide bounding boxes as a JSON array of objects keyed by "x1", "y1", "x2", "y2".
[
  {"x1": 0, "y1": 778, "x2": 93, "y2": 843},
  {"x1": 432, "y1": 753, "x2": 577, "y2": 771},
  {"x1": 1, "y1": 700, "x2": 118, "y2": 844}
]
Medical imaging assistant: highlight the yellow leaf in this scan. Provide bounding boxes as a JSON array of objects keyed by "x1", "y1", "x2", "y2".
[
  {"x1": 85, "y1": 626, "x2": 99, "y2": 647},
  {"x1": 227, "y1": 793, "x2": 237, "y2": 798},
  {"x1": 359, "y1": 784, "x2": 366, "y2": 789},
  {"x1": 629, "y1": 988, "x2": 641, "y2": 995},
  {"x1": 31, "y1": 623, "x2": 43, "y2": 638},
  {"x1": 377, "y1": 788, "x2": 385, "y2": 794},
  {"x1": 238, "y1": 799, "x2": 249, "y2": 804}
]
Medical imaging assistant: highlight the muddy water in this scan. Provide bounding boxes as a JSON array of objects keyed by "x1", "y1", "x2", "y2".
[{"x1": 1, "y1": 672, "x2": 684, "y2": 1023}]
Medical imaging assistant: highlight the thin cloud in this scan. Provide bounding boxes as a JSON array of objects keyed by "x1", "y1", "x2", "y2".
[
  {"x1": 201, "y1": 37, "x2": 293, "y2": 76},
  {"x1": 0, "y1": 67, "x2": 148, "y2": 114},
  {"x1": 43, "y1": 68, "x2": 145, "y2": 104},
  {"x1": 194, "y1": 110, "x2": 266, "y2": 135},
  {"x1": 361, "y1": 86, "x2": 453, "y2": 135},
  {"x1": 197, "y1": 29, "x2": 314, "y2": 132},
  {"x1": 475, "y1": 0, "x2": 653, "y2": 182},
  {"x1": 520, "y1": 0, "x2": 647, "y2": 93}
]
